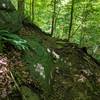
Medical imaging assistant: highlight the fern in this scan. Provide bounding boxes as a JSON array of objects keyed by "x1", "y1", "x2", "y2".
[
  {"x1": 0, "y1": 30, "x2": 29, "y2": 50},
  {"x1": 0, "y1": 30, "x2": 54, "y2": 95}
]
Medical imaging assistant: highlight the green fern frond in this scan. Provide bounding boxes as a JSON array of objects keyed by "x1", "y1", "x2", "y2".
[{"x1": 0, "y1": 30, "x2": 29, "y2": 50}]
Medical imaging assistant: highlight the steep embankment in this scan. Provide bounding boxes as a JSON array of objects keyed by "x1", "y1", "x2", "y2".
[
  {"x1": 18, "y1": 21, "x2": 100, "y2": 100},
  {"x1": 0, "y1": 20, "x2": 100, "y2": 99}
]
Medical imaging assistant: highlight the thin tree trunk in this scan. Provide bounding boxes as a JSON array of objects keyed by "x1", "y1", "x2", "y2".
[
  {"x1": 18, "y1": 0, "x2": 25, "y2": 18},
  {"x1": 32, "y1": 0, "x2": 35, "y2": 22},
  {"x1": 30, "y1": 0, "x2": 32, "y2": 20},
  {"x1": 67, "y1": 0, "x2": 74, "y2": 41},
  {"x1": 51, "y1": 0, "x2": 57, "y2": 36}
]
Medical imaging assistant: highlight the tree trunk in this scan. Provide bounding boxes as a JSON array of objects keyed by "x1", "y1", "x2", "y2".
[
  {"x1": 18, "y1": 0, "x2": 25, "y2": 17},
  {"x1": 32, "y1": 0, "x2": 35, "y2": 22},
  {"x1": 68, "y1": 0, "x2": 74, "y2": 41},
  {"x1": 51, "y1": 0, "x2": 57, "y2": 36}
]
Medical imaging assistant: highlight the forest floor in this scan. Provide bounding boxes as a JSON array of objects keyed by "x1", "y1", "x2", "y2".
[{"x1": 0, "y1": 21, "x2": 100, "y2": 100}]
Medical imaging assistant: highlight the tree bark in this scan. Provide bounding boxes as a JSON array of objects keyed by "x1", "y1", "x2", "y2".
[
  {"x1": 68, "y1": 0, "x2": 74, "y2": 41},
  {"x1": 18, "y1": 0, "x2": 25, "y2": 17},
  {"x1": 51, "y1": 0, "x2": 57, "y2": 36}
]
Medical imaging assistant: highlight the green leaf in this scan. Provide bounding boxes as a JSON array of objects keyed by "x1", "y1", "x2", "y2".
[{"x1": 0, "y1": 30, "x2": 29, "y2": 50}]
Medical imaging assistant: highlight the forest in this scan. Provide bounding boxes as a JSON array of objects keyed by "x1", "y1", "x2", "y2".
[{"x1": 0, "y1": 0, "x2": 100, "y2": 100}]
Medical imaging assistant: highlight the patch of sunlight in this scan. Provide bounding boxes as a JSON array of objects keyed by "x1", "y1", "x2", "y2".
[{"x1": 61, "y1": 0, "x2": 70, "y2": 6}]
